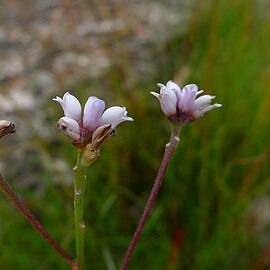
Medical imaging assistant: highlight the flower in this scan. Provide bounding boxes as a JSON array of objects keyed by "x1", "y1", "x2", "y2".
[
  {"x1": 53, "y1": 92, "x2": 133, "y2": 148},
  {"x1": 151, "y1": 80, "x2": 222, "y2": 125}
]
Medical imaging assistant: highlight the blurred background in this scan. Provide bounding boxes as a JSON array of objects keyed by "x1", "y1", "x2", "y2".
[{"x1": 0, "y1": 0, "x2": 270, "y2": 269}]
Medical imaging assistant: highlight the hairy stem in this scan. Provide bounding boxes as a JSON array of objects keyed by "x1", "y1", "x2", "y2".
[
  {"x1": 120, "y1": 125, "x2": 181, "y2": 270},
  {"x1": 0, "y1": 174, "x2": 78, "y2": 270},
  {"x1": 73, "y1": 151, "x2": 87, "y2": 270}
]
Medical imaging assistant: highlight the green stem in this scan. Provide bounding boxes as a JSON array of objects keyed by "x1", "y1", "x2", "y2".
[{"x1": 73, "y1": 151, "x2": 87, "y2": 270}]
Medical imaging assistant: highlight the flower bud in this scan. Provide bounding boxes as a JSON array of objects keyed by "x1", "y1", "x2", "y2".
[
  {"x1": 57, "y1": 117, "x2": 81, "y2": 142},
  {"x1": 0, "y1": 120, "x2": 12, "y2": 130},
  {"x1": 0, "y1": 120, "x2": 16, "y2": 139}
]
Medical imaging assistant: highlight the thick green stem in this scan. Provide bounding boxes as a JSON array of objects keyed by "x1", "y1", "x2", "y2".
[
  {"x1": 73, "y1": 151, "x2": 87, "y2": 270},
  {"x1": 73, "y1": 144, "x2": 99, "y2": 270}
]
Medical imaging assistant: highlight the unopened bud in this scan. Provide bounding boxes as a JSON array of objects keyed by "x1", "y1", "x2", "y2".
[
  {"x1": 57, "y1": 117, "x2": 81, "y2": 142},
  {"x1": 0, "y1": 120, "x2": 16, "y2": 139}
]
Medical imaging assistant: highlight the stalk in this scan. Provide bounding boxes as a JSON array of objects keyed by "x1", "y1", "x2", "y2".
[
  {"x1": 0, "y1": 174, "x2": 78, "y2": 270},
  {"x1": 120, "y1": 125, "x2": 181, "y2": 270},
  {"x1": 73, "y1": 151, "x2": 87, "y2": 270},
  {"x1": 0, "y1": 121, "x2": 77, "y2": 269}
]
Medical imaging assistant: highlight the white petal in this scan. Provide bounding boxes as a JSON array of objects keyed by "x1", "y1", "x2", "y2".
[
  {"x1": 53, "y1": 96, "x2": 69, "y2": 116},
  {"x1": 83, "y1": 96, "x2": 98, "y2": 127},
  {"x1": 63, "y1": 92, "x2": 82, "y2": 121},
  {"x1": 178, "y1": 84, "x2": 197, "y2": 112},
  {"x1": 153, "y1": 81, "x2": 179, "y2": 117},
  {"x1": 194, "y1": 95, "x2": 216, "y2": 110},
  {"x1": 53, "y1": 92, "x2": 82, "y2": 121},
  {"x1": 166, "y1": 80, "x2": 181, "y2": 101},
  {"x1": 100, "y1": 106, "x2": 133, "y2": 129},
  {"x1": 201, "y1": 103, "x2": 222, "y2": 114},
  {"x1": 157, "y1": 83, "x2": 165, "y2": 89},
  {"x1": 57, "y1": 117, "x2": 80, "y2": 141},
  {"x1": 166, "y1": 80, "x2": 181, "y2": 92},
  {"x1": 159, "y1": 88, "x2": 177, "y2": 117},
  {"x1": 196, "y1": 90, "x2": 204, "y2": 96},
  {"x1": 83, "y1": 98, "x2": 105, "y2": 131},
  {"x1": 150, "y1": 91, "x2": 160, "y2": 99}
]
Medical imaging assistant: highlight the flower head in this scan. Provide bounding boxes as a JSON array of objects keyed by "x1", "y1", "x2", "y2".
[
  {"x1": 53, "y1": 92, "x2": 133, "y2": 149},
  {"x1": 151, "y1": 80, "x2": 222, "y2": 125}
]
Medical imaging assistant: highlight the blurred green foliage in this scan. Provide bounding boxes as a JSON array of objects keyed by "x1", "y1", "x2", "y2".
[{"x1": 1, "y1": 0, "x2": 270, "y2": 269}]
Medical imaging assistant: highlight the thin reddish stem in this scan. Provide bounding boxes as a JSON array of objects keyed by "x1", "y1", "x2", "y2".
[
  {"x1": 120, "y1": 126, "x2": 181, "y2": 270},
  {"x1": 0, "y1": 174, "x2": 78, "y2": 270}
]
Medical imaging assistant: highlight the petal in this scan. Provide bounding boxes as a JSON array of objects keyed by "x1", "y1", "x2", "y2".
[
  {"x1": 157, "y1": 83, "x2": 165, "y2": 89},
  {"x1": 152, "y1": 82, "x2": 179, "y2": 117},
  {"x1": 159, "y1": 88, "x2": 177, "y2": 117},
  {"x1": 83, "y1": 98, "x2": 105, "y2": 131},
  {"x1": 194, "y1": 94, "x2": 222, "y2": 118},
  {"x1": 183, "y1": 84, "x2": 198, "y2": 94},
  {"x1": 53, "y1": 96, "x2": 69, "y2": 116},
  {"x1": 166, "y1": 80, "x2": 181, "y2": 101},
  {"x1": 178, "y1": 84, "x2": 198, "y2": 112},
  {"x1": 194, "y1": 95, "x2": 215, "y2": 110},
  {"x1": 63, "y1": 92, "x2": 82, "y2": 121},
  {"x1": 201, "y1": 103, "x2": 222, "y2": 114},
  {"x1": 150, "y1": 91, "x2": 160, "y2": 99},
  {"x1": 53, "y1": 92, "x2": 82, "y2": 121},
  {"x1": 196, "y1": 90, "x2": 204, "y2": 96},
  {"x1": 83, "y1": 96, "x2": 98, "y2": 127},
  {"x1": 100, "y1": 106, "x2": 133, "y2": 129},
  {"x1": 166, "y1": 80, "x2": 181, "y2": 92},
  {"x1": 57, "y1": 117, "x2": 81, "y2": 141}
]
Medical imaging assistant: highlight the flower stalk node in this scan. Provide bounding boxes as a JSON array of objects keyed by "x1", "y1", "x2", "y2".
[{"x1": 81, "y1": 145, "x2": 100, "y2": 167}]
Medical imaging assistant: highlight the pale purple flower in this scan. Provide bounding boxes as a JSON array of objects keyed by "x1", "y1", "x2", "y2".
[
  {"x1": 151, "y1": 80, "x2": 222, "y2": 124},
  {"x1": 53, "y1": 92, "x2": 133, "y2": 147}
]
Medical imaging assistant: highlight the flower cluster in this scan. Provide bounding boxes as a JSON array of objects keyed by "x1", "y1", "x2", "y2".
[
  {"x1": 53, "y1": 92, "x2": 133, "y2": 149},
  {"x1": 151, "y1": 80, "x2": 222, "y2": 125}
]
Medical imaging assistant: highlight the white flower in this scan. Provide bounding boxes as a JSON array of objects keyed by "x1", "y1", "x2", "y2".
[
  {"x1": 53, "y1": 92, "x2": 133, "y2": 148},
  {"x1": 151, "y1": 80, "x2": 222, "y2": 124}
]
